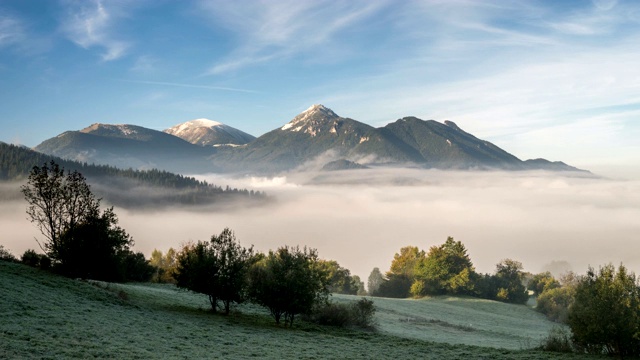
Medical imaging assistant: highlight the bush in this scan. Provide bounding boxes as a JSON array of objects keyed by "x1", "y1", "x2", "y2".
[
  {"x1": 21, "y1": 249, "x2": 41, "y2": 267},
  {"x1": 536, "y1": 287, "x2": 573, "y2": 323},
  {"x1": 21, "y1": 249, "x2": 51, "y2": 269},
  {"x1": 306, "y1": 298, "x2": 377, "y2": 329},
  {"x1": 540, "y1": 326, "x2": 573, "y2": 353},
  {"x1": 350, "y1": 298, "x2": 376, "y2": 329},
  {"x1": 308, "y1": 303, "x2": 353, "y2": 327},
  {"x1": 0, "y1": 245, "x2": 17, "y2": 262}
]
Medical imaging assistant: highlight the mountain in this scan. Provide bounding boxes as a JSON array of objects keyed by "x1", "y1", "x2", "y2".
[
  {"x1": 164, "y1": 118, "x2": 255, "y2": 147},
  {"x1": 210, "y1": 105, "x2": 579, "y2": 172},
  {"x1": 375, "y1": 118, "x2": 523, "y2": 169},
  {"x1": 210, "y1": 105, "x2": 382, "y2": 171},
  {"x1": 33, "y1": 106, "x2": 586, "y2": 174},
  {"x1": 35, "y1": 124, "x2": 217, "y2": 173}
]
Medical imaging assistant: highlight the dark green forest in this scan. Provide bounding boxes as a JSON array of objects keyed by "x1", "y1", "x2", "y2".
[{"x1": 0, "y1": 142, "x2": 265, "y2": 207}]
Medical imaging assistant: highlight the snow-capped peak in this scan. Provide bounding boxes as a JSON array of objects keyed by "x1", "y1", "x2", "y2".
[
  {"x1": 164, "y1": 118, "x2": 255, "y2": 146},
  {"x1": 170, "y1": 118, "x2": 224, "y2": 134},
  {"x1": 281, "y1": 104, "x2": 339, "y2": 131}
]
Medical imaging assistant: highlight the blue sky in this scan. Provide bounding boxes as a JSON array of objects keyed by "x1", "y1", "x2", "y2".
[{"x1": 1, "y1": 0, "x2": 639, "y2": 174}]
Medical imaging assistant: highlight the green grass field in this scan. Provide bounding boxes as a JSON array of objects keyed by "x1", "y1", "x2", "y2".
[{"x1": 1, "y1": 261, "x2": 599, "y2": 359}]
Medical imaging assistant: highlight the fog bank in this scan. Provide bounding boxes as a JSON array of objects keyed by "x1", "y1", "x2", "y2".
[{"x1": 2, "y1": 169, "x2": 639, "y2": 281}]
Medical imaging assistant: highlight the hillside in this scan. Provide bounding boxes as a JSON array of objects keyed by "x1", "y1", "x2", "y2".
[
  {"x1": 0, "y1": 261, "x2": 597, "y2": 359},
  {"x1": 0, "y1": 142, "x2": 265, "y2": 208}
]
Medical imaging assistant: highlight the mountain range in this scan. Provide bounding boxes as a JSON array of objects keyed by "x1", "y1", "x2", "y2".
[{"x1": 33, "y1": 105, "x2": 585, "y2": 174}]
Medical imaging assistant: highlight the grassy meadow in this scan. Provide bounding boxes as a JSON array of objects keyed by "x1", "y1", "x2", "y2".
[{"x1": 1, "y1": 261, "x2": 600, "y2": 359}]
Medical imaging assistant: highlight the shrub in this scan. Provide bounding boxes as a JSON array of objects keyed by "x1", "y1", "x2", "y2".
[
  {"x1": 536, "y1": 287, "x2": 574, "y2": 323},
  {"x1": 0, "y1": 245, "x2": 17, "y2": 262},
  {"x1": 308, "y1": 303, "x2": 353, "y2": 327},
  {"x1": 350, "y1": 298, "x2": 376, "y2": 329},
  {"x1": 21, "y1": 249, "x2": 41, "y2": 267},
  {"x1": 540, "y1": 326, "x2": 573, "y2": 353},
  {"x1": 21, "y1": 249, "x2": 51, "y2": 269},
  {"x1": 306, "y1": 298, "x2": 377, "y2": 329}
]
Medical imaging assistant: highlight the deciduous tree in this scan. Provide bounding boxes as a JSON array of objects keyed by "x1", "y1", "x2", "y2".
[
  {"x1": 568, "y1": 264, "x2": 640, "y2": 357},
  {"x1": 413, "y1": 237, "x2": 475, "y2": 296},
  {"x1": 21, "y1": 161, "x2": 100, "y2": 262},
  {"x1": 248, "y1": 246, "x2": 328, "y2": 326},
  {"x1": 174, "y1": 228, "x2": 254, "y2": 314}
]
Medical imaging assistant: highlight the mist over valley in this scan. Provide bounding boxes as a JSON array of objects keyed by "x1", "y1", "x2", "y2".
[{"x1": 3, "y1": 167, "x2": 637, "y2": 281}]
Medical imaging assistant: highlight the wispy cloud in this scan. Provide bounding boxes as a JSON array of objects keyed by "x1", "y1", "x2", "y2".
[
  {"x1": 61, "y1": 0, "x2": 130, "y2": 61},
  {"x1": 0, "y1": 15, "x2": 25, "y2": 48},
  {"x1": 309, "y1": 1, "x2": 640, "y2": 166},
  {"x1": 199, "y1": 0, "x2": 391, "y2": 74},
  {"x1": 119, "y1": 79, "x2": 258, "y2": 93}
]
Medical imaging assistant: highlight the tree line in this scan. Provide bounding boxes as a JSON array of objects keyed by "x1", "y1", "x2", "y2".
[
  {"x1": 367, "y1": 238, "x2": 528, "y2": 304},
  {"x1": 0, "y1": 143, "x2": 265, "y2": 206}
]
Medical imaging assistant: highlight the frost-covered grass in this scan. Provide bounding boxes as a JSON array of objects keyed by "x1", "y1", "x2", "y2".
[
  {"x1": 1, "y1": 261, "x2": 600, "y2": 359},
  {"x1": 334, "y1": 294, "x2": 559, "y2": 350}
]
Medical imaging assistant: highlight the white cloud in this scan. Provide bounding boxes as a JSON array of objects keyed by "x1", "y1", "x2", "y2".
[
  {"x1": 0, "y1": 15, "x2": 24, "y2": 47},
  {"x1": 61, "y1": 0, "x2": 130, "y2": 61},
  {"x1": 298, "y1": 1, "x2": 640, "y2": 169},
  {"x1": 199, "y1": 0, "x2": 391, "y2": 74}
]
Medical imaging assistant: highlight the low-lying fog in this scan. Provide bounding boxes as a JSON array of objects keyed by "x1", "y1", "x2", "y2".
[{"x1": 2, "y1": 169, "x2": 639, "y2": 282}]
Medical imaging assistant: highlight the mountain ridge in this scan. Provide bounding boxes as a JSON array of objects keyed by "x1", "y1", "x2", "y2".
[{"x1": 32, "y1": 105, "x2": 587, "y2": 174}]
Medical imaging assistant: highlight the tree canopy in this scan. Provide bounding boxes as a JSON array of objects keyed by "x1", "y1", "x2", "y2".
[
  {"x1": 568, "y1": 264, "x2": 640, "y2": 357},
  {"x1": 413, "y1": 237, "x2": 475, "y2": 296},
  {"x1": 248, "y1": 246, "x2": 329, "y2": 326},
  {"x1": 174, "y1": 228, "x2": 254, "y2": 314}
]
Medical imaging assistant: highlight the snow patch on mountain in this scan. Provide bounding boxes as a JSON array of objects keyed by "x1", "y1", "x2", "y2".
[
  {"x1": 280, "y1": 104, "x2": 339, "y2": 131},
  {"x1": 165, "y1": 118, "x2": 255, "y2": 146}
]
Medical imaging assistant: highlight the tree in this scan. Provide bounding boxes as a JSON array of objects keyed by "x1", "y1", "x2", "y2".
[
  {"x1": 174, "y1": 228, "x2": 254, "y2": 314},
  {"x1": 57, "y1": 206, "x2": 134, "y2": 281},
  {"x1": 351, "y1": 275, "x2": 367, "y2": 296},
  {"x1": 413, "y1": 237, "x2": 475, "y2": 296},
  {"x1": 384, "y1": 246, "x2": 425, "y2": 297},
  {"x1": 528, "y1": 272, "x2": 560, "y2": 295},
  {"x1": 367, "y1": 267, "x2": 384, "y2": 296},
  {"x1": 389, "y1": 246, "x2": 424, "y2": 280},
  {"x1": 375, "y1": 273, "x2": 412, "y2": 298},
  {"x1": 150, "y1": 247, "x2": 177, "y2": 283},
  {"x1": 568, "y1": 264, "x2": 640, "y2": 357},
  {"x1": 22, "y1": 161, "x2": 137, "y2": 280},
  {"x1": 318, "y1": 260, "x2": 357, "y2": 295},
  {"x1": 122, "y1": 251, "x2": 155, "y2": 282},
  {"x1": 21, "y1": 161, "x2": 100, "y2": 261},
  {"x1": 248, "y1": 246, "x2": 329, "y2": 326},
  {"x1": 492, "y1": 259, "x2": 528, "y2": 304},
  {"x1": 0, "y1": 245, "x2": 17, "y2": 262}
]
